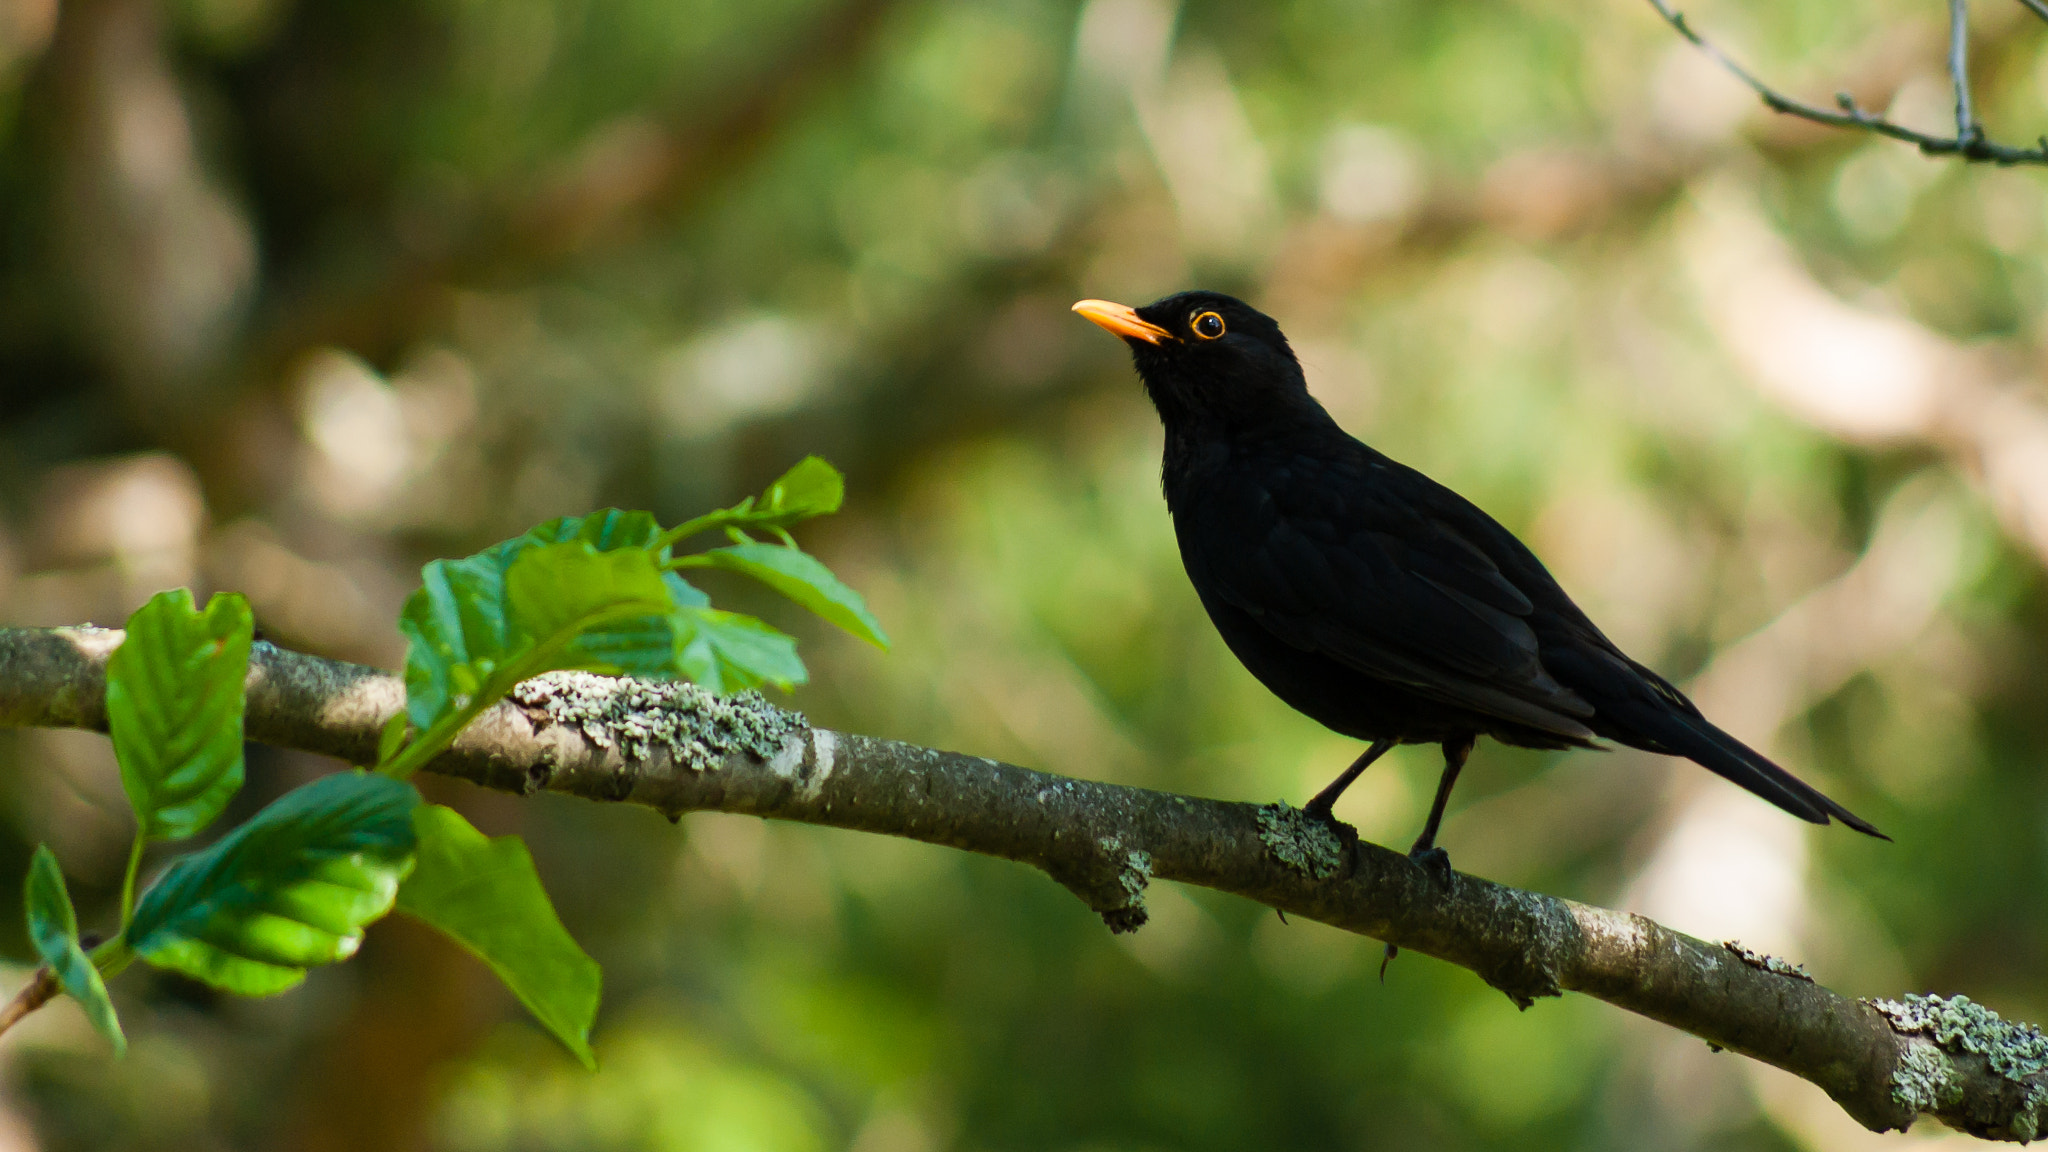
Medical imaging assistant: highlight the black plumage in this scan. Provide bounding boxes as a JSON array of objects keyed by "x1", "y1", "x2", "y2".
[{"x1": 1074, "y1": 290, "x2": 1884, "y2": 877}]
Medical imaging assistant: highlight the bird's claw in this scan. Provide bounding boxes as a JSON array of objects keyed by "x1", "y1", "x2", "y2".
[
  {"x1": 1410, "y1": 846, "x2": 1453, "y2": 889},
  {"x1": 1380, "y1": 849, "x2": 1451, "y2": 982}
]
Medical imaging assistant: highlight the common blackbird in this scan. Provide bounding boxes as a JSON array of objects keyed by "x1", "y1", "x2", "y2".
[{"x1": 1074, "y1": 290, "x2": 1884, "y2": 882}]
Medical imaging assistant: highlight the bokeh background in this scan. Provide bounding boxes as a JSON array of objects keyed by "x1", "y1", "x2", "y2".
[{"x1": 1, "y1": 0, "x2": 2046, "y2": 1147}]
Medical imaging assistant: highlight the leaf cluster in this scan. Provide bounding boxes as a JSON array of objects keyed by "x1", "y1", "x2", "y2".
[{"x1": 18, "y1": 458, "x2": 879, "y2": 1066}]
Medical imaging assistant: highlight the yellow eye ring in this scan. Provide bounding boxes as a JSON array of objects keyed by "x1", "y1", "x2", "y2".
[{"x1": 1191, "y1": 311, "x2": 1226, "y2": 340}]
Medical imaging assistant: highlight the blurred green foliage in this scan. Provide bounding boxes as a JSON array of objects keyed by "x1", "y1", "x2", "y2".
[{"x1": 3, "y1": 0, "x2": 2048, "y2": 1148}]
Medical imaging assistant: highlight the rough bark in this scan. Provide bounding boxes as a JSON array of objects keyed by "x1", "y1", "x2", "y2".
[{"x1": 3, "y1": 625, "x2": 2045, "y2": 1141}]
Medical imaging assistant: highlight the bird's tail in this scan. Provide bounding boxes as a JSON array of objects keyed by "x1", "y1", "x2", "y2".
[{"x1": 1622, "y1": 703, "x2": 1888, "y2": 840}]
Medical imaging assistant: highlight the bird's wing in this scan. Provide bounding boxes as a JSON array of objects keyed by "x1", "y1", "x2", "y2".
[{"x1": 1180, "y1": 452, "x2": 1598, "y2": 740}]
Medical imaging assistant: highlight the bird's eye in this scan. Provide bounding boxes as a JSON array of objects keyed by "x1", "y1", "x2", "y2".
[{"x1": 1191, "y1": 311, "x2": 1226, "y2": 340}]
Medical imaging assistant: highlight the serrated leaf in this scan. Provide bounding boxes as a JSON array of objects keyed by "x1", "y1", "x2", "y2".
[
  {"x1": 672, "y1": 606, "x2": 806, "y2": 693},
  {"x1": 663, "y1": 571, "x2": 710, "y2": 608},
  {"x1": 755, "y1": 456, "x2": 844, "y2": 525},
  {"x1": 398, "y1": 554, "x2": 514, "y2": 731},
  {"x1": 502, "y1": 541, "x2": 681, "y2": 681},
  {"x1": 127, "y1": 773, "x2": 419, "y2": 996},
  {"x1": 545, "y1": 507, "x2": 664, "y2": 552},
  {"x1": 481, "y1": 507, "x2": 666, "y2": 567},
  {"x1": 106, "y1": 590, "x2": 254, "y2": 842},
  {"x1": 24, "y1": 846, "x2": 123, "y2": 1054},
  {"x1": 397, "y1": 806, "x2": 600, "y2": 1068},
  {"x1": 561, "y1": 615, "x2": 682, "y2": 678},
  {"x1": 691, "y1": 543, "x2": 887, "y2": 648},
  {"x1": 400, "y1": 516, "x2": 704, "y2": 734},
  {"x1": 511, "y1": 512, "x2": 709, "y2": 657},
  {"x1": 504, "y1": 542, "x2": 674, "y2": 653},
  {"x1": 662, "y1": 458, "x2": 849, "y2": 545}
]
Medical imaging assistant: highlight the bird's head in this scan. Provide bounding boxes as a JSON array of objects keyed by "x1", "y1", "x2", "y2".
[{"x1": 1071, "y1": 291, "x2": 1309, "y2": 428}]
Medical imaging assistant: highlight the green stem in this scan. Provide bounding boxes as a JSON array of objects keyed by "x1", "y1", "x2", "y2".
[
  {"x1": 117, "y1": 835, "x2": 143, "y2": 929},
  {"x1": 654, "y1": 509, "x2": 741, "y2": 551},
  {"x1": 379, "y1": 695, "x2": 495, "y2": 780},
  {"x1": 89, "y1": 937, "x2": 134, "y2": 981},
  {"x1": 379, "y1": 605, "x2": 654, "y2": 779}
]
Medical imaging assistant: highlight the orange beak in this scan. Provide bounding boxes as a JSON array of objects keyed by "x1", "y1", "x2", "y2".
[{"x1": 1072, "y1": 299, "x2": 1172, "y2": 345}]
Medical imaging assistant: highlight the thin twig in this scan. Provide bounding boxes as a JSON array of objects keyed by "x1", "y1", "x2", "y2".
[
  {"x1": 1646, "y1": 0, "x2": 2048, "y2": 165},
  {"x1": 1951, "y1": 0, "x2": 1980, "y2": 144},
  {"x1": 2019, "y1": 0, "x2": 2048, "y2": 26},
  {"x1": 0, "y1": 968, "x2": 61, "y2": 1041}
]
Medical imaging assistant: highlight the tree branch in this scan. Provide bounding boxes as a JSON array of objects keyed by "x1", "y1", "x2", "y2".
[
  {"x1": 3, "y1": 626, "x2": 2046, "y2": 1140},
  {"x1": 0, "y1": 967, "x2": 61, "y2": 1040},
  {"x1": 1951, "y1": 0, "x2": 1981, "y2": 145},
  {"x1": 1646, "y1": 0, "x2": 2048, "y2": 165}
]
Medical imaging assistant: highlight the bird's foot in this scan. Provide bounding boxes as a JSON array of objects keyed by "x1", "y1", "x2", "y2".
[
  {"x1": 1379, "y1": 849, "x2": 1452, "y2": 982},
  {"x1": 1410, "y1": 845, "x2": 1453, "y2": 889},
  {"x1": 1291, "y1": 799, "x2": 1358, "y2": 874}
]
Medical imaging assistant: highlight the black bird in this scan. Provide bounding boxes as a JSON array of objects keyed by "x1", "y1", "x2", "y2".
[{"x1": 1074, "y1": 290, "x2": 1885, "y2": 881}]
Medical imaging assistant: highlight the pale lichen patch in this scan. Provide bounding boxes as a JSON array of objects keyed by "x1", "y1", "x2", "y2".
[
  {"x1": 766, "y1": 735, "x2": 804, "y2": 780},
  {"x1": 1723, "y1": 940, "x2": 1814, "y2": 982},
  {"x1": 1092, "y1": 836, "x2": 1152, "y2": 904},
  {"x1": 1891, "y1": 1043, "x2": 1963, "y2": 1114},
  {"x1": 513, "y1": 670, "x2": 806, "y2": 771},
  {"x1": 62, "y1": 624, "x2": 124, "y2": 660},
  {"x1": 1090, "y1": 836, "x2": 1152, "y2": 934},
  {"x1": 1872, "y1": 993, "x2": 2048, "y2": 1131},
  {"x1": 1255, "y1": 801, "x2": 1342, "y2": 879},
  {"x1": 809, "y1": 729, "x2": 837, "y2": 796},
  {"x1": 1873, "y1": 994, "x2": 2048, "y2": 1080},
  {"x1": 1116, "y1": 846, "x2": 1152, "y2": 904}
]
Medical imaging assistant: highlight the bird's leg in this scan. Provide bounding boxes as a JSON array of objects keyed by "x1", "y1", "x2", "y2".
[
  {"x1": 1303, "y1": 739, "x2": 1397, "y2": 821},
  {"x1": 1407, "y1": 735, "x2": 1473, "y2": 888},
  {"x1": 1380, "y1": 736, "x2": 1476, "y2": 979}
]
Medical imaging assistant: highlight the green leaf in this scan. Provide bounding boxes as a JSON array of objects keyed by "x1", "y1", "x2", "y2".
[
  {"x1": 755, "y1": 456, "x2": 844, "y2": 524},
  {"x1": 399, "y1": 516, "x2": 702, "y2": 733},
  {"x1": 106, "y1": 589, "x2": 254, "y2": 841},
  {"x1": 127, "y1": 772, "x2": 419, "y2": 996},
  {"x1": 398, "y1": 554, "x2": 514, "y2": 731},
  {"x1": 673, "y1": 606, "x2": 807, "y2": 693},
  {"x1": 500, "y1": 541, "x2": 807, "y2": 693},
  {"x1": 509, "y1": 508, "x2": 665, "y2": 554},
  {"x1": 504, "y1": 511, "x2": 709, "y2": 659},
  {"x1": 504, "y1": 541, "x2": 674, "y2": 658},
  {"x1": 393, "y1": 491, "x2": 846, "y2": 752},
  {"x1": 376, "y1": 712, "x2": 411, "y2": 765},
  {"x1": 689, "y1": 543, "x2": 888, "y2": 648},
  {"x1": 661, "y1": 458, "x2": 849, "y2": 546},
  {"x1": 24, "y1": 846, "x2": 123, "y2": 1054},
  {"x1": 397, "y1": 806, "x2": 601, "y2": 1069},
  {"x1": 663, "y1": 571, "x2": 710, "y2": 608}
]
